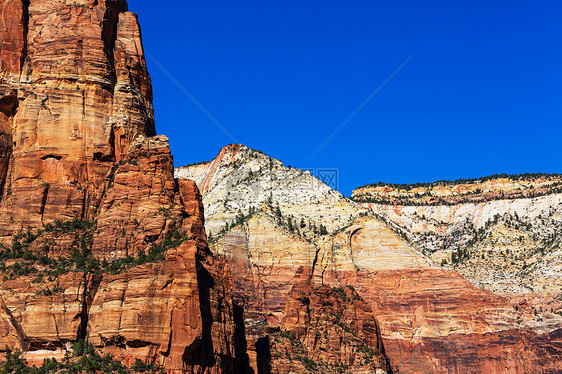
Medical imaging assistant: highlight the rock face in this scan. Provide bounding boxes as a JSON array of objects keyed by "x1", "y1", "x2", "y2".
[
  {"x1": 270, "y1": 272, "x2": 393, "y2": 374},
  {"x1": 177, "y1": 146, "x2": 394, "y2": 372},
  {"x1": 175, "y1": 144, "x2": 366, "y2": 237},
  {"x1": 0, "y1": 0, "x2": 155, "y2": 239},
  {"x1": 352, "y1": 174, "x2": 562, "y2": 205},
  {"x1": 3, "y1": 0, "x2": 562, "y2": 370},
  {"x1": 0, "y1": 2, "x2": 241, "y2": 373},
  {"x1": 178, "y1": 146, "x2": 562, "y2": 373},
  {"x1": 360, "y1": 187, "x2": 562, "y2": 307},
  {"x1": 351, "y1": 177, "x2": 562, "y2": 372},
  {"x1": 0, "y1": 141, "x2": 240, "y2": 373}
]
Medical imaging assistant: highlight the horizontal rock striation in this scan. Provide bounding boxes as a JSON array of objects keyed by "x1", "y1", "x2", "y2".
[
  {"x1": 363, "y1": 190, "x2": 562, "y2": 304},
  {"x1": 352, "y1": 174, "x2": 562, "y2": 205},
  {"x1": 0, "y1": 1, "x2": 242, "y2": 373},
  {"x1": 0, "y1": 0, "x2": 155, "y2": 239},
  {"x1": 179, "y1": 145, "x2": 562, "y2": 373},
  {"x1": 0, "y1": 145, "x2": 240, "y2": 372}
]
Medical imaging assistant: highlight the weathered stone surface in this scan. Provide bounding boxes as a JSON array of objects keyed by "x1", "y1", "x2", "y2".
[
  {"x1": 175, "y1": 144, "x2": 366, "y2": 237},
  {"x1": 364, "y1": 190, "x2": 562, "y2": 308},
  {"x1": 216, "y1": 214, "x2": 318, "y2": 326},
  {"x1": 320, "y1": 214, "x2": 562, "y2": 373},
  {"x1": 0, "y1": 0, "x2": 155, "y2": 238},
  {"x1": 0, "y1": 272, "x2": 93, "y2": 349},
  {"x1": 0, "y1": 177, "x2": 239, "y2": 373},
  {"x1": 271, "y1": 269, "x2": 392, "y2": 373},
  {"x1": 92, "y1": 135, "x2": 182, "y2": 258},
  {"x1": 352, "y1": 174, "x2": 562, "y2": 205},
  {"x1": 0, "y1": 0, "x2": 26, "y2": 79},
  {"x1": 0, "y1": 2, "x2": 241, "y2": 373},
  {"x1": 88, "y1": 241, "x2": 237, "y2": 373},
  {"x1": 180, "y1": 145, "x2": 562, "y2": 373}
]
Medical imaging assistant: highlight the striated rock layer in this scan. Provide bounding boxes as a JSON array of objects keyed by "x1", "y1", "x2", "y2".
[
  {"x1": 178, "y1": 145, "x2": 394, "y2": 372},
  {"x1": 179, "y1": 145, "x2": 562, "y2": 373},
  {"x1": 0, "y1": 138, "x2": 240, "y2": 373},
  {"x1": 0, "y1": 2, "x2": 241, "y2": 373},
  {"x1": 270, "y1": 269, "x2": 393, "y2": 374},
  {"x1": 363, "y1": 191, "x2": 562, "y2": 305},
  {"x1": 352, "y1": 174, "x2": 562, "y2": 205},
  {"x1": 0, "y1": 0, "x2": 155, "y2": 239}
]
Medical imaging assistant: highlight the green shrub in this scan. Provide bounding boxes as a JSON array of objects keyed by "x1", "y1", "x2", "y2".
[{"x1": 0, "y1": 349, "x2": 29, "y2": 374}]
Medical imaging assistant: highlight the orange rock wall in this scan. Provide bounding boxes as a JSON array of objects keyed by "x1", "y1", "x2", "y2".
[
  {"x1": 0, "y1": 0, "x2": 155, "y2": 237},
  {"x1": 0, "y1": 1, "x2": 242, "y2": 373}
]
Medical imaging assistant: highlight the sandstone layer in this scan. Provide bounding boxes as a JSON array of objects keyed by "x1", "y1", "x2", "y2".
[
  {"x1": 353, "y1": 174, "x2": 562, "y2": 205},
  {"x1": 175, "y1": 144, "x2": 366, "y2": 237},
  {"x1": 363, "y1": 190, "x2": 562, "y2": 308},
  {"x1": 179, "y1": 145, "x2": 562, "y2": 373},
  {"x1": 0, "y1": 2, "x2": 242, "y2": 373},
  {"x1": 0, "y1": 141, "x2": 240, "y2": 373},
  {"x1": 351, "y1": 176, "x2": 562, "y2": 372},
  {"x1": 0, "y1": 0, "x2": 155, "y2": 239}
]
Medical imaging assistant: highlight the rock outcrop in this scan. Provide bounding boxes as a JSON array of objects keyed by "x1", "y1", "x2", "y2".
[
  {"x1": 360, "y1": 185, "x2": 562, "y2": 308},
  {"x1": 0, "y1": 1, "x2": 240, "y2": 373},
  {"x1": 178, "y1": 145, "x2": 562, "y2": 373},
  {"x1": 175, "y1": 144, "x2": 366, "y2": 237},
  {"x1": 3, "y1": 0, "x2": 561, "y2": 371},
  {"x1": 351, "y1": 176, "x2": 562, "y2": 372},
  {"x1": 352, "y1": 174, "x2": 562, "y2": 205},
  {"x1": 0, "y1": 0, "x2": 155, "y2": 239},
  {"x1": 0, "y1": 140, "x2": 240, "y2": 373},
  {"x1": 177, "y1": 145, "x2": 394, "y2": 372},
  {"x1": 270, "y1": 272, "x2": 393, "y2": 374}
]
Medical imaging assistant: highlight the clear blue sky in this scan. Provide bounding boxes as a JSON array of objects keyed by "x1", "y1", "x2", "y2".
[{"x1": 131, "y1": 1, "x2": 562, "y2": 196}]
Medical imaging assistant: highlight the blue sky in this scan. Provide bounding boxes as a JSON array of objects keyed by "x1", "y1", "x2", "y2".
[{"x1": 131, "y1": 1, "x2": 562, "y2": 196}]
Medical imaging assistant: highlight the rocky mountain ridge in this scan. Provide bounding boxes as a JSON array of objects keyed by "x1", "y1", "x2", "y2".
[
  {"x1": 177, "y1": 144, "x2": 562, "y2": 373},
  {"x1": 176, "y1": 144, "x2": 395, "y2": 373},
  {"x1": 1, "y1": 0, "x2": 560, "y2": 372},
  {"x1": 353, "y1": 174, "x2": 562, "y2": 205},
  {"x1": 175, "y1": 144, "x2": 366, "y2": 238}
]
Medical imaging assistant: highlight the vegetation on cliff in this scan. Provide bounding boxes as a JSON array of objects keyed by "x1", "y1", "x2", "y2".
[
  {"x1": 353, "y1": 173, "x2": 562, "y2": 205},
  {"x1": 0, "y1": 217, "x2": 191, "y2": 281},
  {"x1": 356, "y1": 172, "x2": 562, "y2": 190},
  {"x1": 0, "y1": 341, "x2": 165, "y2": 373}
]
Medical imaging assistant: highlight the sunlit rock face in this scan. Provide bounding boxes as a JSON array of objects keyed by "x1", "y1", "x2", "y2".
[
  {"x1": 362, "y1": 188, "x2": 562, "y2": 306},
  {"x1": 0, "y1": 2, "x2": 241, "y2": 372},
  {"x1": 175, "y1": 144, "x2": 366, "y2": 237},
  {"x1": 179, "y1": 146, "x2": 562, "y2": 373},
  {"x1": 0, "y1": 0, "x2": 155, "y2": 237},
  {"x1": 352, "y1": 174, "x2": 562, "y2": 205},
  {"x1": 352, "y1": 177, "x2": 562, "y2": 372}
]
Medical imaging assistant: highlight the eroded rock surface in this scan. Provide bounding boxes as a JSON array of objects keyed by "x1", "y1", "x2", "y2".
[
  {"x1": 0, "y1": 0, "x2": 155, "y2": 238},
  {"x1": 0, "y1": 2, "x2": 240, "y2": 373},
  {"x1": 179, "y1": 145, "x2": 562, "y2": 373},
  {"x1": 175, "y1": 144, "x2": 366, "y2": 237}
]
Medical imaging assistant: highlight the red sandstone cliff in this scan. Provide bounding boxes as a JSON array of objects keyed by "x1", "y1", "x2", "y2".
[
  {"x1": 0, "y1": 0, "x2": 155, "y2": 238},
  {"x1": 0, "y1": 1, "x2": 241, "y2": 372}
]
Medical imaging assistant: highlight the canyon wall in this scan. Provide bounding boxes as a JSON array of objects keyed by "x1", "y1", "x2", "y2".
[
  {"x1": 179, "y1": 145, "x2": 562, "y2": 373},
  {"x1": 361, "y1": 189, "x2": 562, "y2": 305},
  {"x1": 0, "y1": 1, "x2": 241, "y2": 372},
  {"x1": 0, "y1": 0, "x2": 155, "y2": 238}
]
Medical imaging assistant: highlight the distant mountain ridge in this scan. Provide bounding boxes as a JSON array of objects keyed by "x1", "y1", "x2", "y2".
[
  {"x1": 353, "y1": 173, "x2": 562, "y2": 205},
  {"x1": 175, "y1": 144, "x2": 364, "y2": 237}
]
